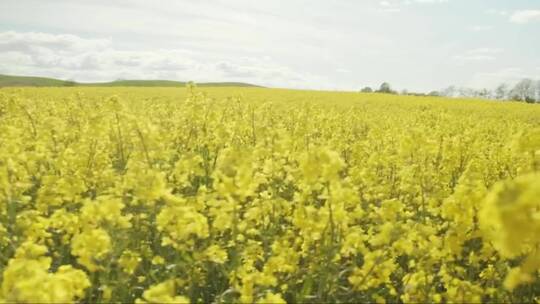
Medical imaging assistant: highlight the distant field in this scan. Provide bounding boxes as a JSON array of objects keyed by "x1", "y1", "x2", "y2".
[
  {"x1": 0, "y1": 74, "x2": 262, "y2": 88},
  {"x1": 0, "y1": 87, "x2": 539, "y2": 303}
]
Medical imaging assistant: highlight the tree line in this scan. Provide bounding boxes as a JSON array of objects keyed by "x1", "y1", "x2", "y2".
[{"x1": 361, "y1": 79, "x2": 540, "y2": 103}]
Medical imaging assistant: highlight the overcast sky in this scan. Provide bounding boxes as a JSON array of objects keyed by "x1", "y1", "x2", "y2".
[{"x1": 1, "y1": 0, "x2": 539, "y2": 92}]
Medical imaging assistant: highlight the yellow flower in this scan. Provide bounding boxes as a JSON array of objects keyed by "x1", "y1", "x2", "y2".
[
  {"x1": 256, "y1": 291, "x2": 286, "y2": 304},
  {"x1": 204, "y1": 244, "x2": 228, "y2": 264},
  {"x1": 14, "y1": 241, "x2": 48, "y2": 260},
  {"x1": 80, "y1": 196, "x2": 132, "y2": 229},
  {"x1": 349, "y1": 251, "x2": 396, "y2": 291},
  {"x1": 504, "y1": 267, "x2": 533, "y2": 291},
  {"x1": 1, "y1": 259, "x2": 90, "y2": 303},
  {"x1": 156, "y1": 205, "x2": 209, "y2": 249},
  {"x1": 100, "y1": 285, "x2": 113, "y2": 302},
  {"x1": 480, "y1": 173, "x2": 540, "y2": 258},
  {"x1": 151, "y1": 256, "x2": 165, "y2": 265},
  {"x1": 71, "y1": 228, "x2": 111, "y2": 271},
  {"x1": 118, "y1": 250, "x2": 142, "y2": 274},
  {"x1": 136, "y1": 280, "x2": 189, "y2": 304}
]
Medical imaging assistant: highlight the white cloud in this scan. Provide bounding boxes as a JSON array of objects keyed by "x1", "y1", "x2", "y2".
[
  {"x1": 377, "y1": 0, "x2": 448, "y2": 13},
  {"x1": 454, "y1": 55, "x2": 496, "y2": 62},
  {"x1": 377, "y1": 0, "x2": 401, "y2": 13},
  {"x1": 486, "y1": 9, "x2": 508, "y2": 16},
  {"x1": 467, "y1": 48, "x2": 503, "y2": 55},
  {"x1": 379, "y1": 8, "x2": 401, "y2": 13},
  {"x1": 470, "y1": 67, "x2": 538, "y2": 88},
  {"x1": 411, "y1": 0, "x2": 448, "y2": 3},
  {"x1": 0, "y1": 31, "x2": 110, "y2": 53},
  {"x1": 510, "y1": 10, "x2": 540, "y2": 24},
  {"x1": 336, "y1": 68, "x2": 350, "y2": 73},
  {"x1": 470, "y1": 25, "x2": 493, "y2": 32},
  {"x1": 453, "y1": 48, "x2": 503, "y2": 62},
  {"x1": 0, "y1": 31, "x2": 313, "y2": 87},
  {"x1": 382, "y1": 0, "x2": 448, "y2": 9}
]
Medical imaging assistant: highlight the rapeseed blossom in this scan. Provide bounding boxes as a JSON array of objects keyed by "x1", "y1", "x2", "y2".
[{"x1": 0, "y1": 87, "x2": 539, "y2": 302}]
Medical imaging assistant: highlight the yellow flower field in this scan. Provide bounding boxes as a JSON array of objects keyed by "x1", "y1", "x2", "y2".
[{"x1": 0, "y1": 86, "x2": 539, "y2": 303}]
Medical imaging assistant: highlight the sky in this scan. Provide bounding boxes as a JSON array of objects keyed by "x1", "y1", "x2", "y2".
[{"x1": 0, "y1": 0, "x2": 539, "y2": 92}]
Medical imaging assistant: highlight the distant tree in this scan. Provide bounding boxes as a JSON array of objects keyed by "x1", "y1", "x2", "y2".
[
  {"x1": 494, "y1": 84, "x2": 508, "y2": 100},
  {"x1": 376, "y1": 82, "x2": 398, "y2": 94},
  {"x1": 428, "y1": 91, "x2": 440, "y2": 97},
  {"x1": 525, "y1": 96, "x2": 536, "y2": 103},
  {"x1": 377, "y1": 82, "x2": 392, "y2": 94},
  {"x1": 477, "y1": 88, "x2": 490, "y2": 99},
  {"x1": 458, "y1": 87, "x2": 475, "y2": 98},
  {"x1": 439, "y1": 82, "x2": 540, "y2": 102},
  {"x1": 441, "y1": 86, "x2": 457, "y2": 97},
  {"x1": 536, "y1": 80, "x2": 540, "y2": 102},
  {"x1": 360, "y1": 86, "x2": 373, "y2": 93},
  {"x1": 510, "y1": 79, "x2": 536, "y2": 102}
]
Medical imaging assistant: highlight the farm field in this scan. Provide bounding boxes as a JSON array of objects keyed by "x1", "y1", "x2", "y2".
[{"x1": 0, "y1": 86, "x2": 539, "y2": 303}]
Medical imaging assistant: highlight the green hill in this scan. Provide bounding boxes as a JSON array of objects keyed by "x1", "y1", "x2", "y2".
[
  {"x1": 81, "y1": 79, "x2": 188, "y2": 87},
  {"x1": 0, "y1": 74, "x2": 262, "y2": 88},
  {"x1": 0, "y1": 74, "x2": 73, "y2": 87}
]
